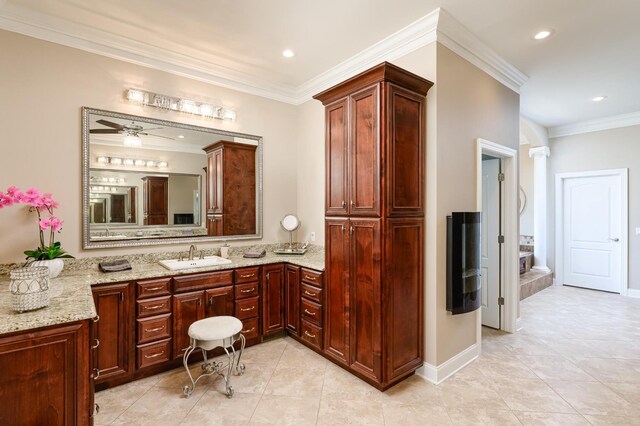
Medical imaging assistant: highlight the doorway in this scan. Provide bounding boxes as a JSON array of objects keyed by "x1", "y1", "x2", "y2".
[
  {"x1": 475, "y1": 138, "x2": 519, "y2": 341},
  {"x1": 481, "y1": 156, "x2": 501, "y2": 329},
  {"x1": 555, "y1": 169, "x2": 628, "y2": 294}
]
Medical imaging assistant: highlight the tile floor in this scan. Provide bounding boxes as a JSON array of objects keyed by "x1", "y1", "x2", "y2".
[{"x1": 95, "y1": 285, "x2": 640, "y2": 425}]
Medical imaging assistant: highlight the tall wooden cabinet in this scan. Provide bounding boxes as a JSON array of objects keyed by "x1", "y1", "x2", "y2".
[
  {"x1": 142, "y1": 176, "x2": 168, "y2": 225},
  {"x1": 314, "y1": 62, "x2": 432, "y2": 390},
  {"x1": 203, "y1": 141, "x2": 257, "y2": 236}
]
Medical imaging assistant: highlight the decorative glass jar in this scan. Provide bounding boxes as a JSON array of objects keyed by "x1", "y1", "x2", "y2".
[{"x1": 10, "y1": 266, "x2": 50, "y2": 312}]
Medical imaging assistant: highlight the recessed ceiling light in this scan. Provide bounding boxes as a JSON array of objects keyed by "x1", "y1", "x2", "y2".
[
  {"x1": 282, "y1": 49, "x2": 295, "y2": 58},
  {"x1": 533, "y1": 30, "x2": 553, "y2": 40},
  {"x1": 178, "y1": 135, "x2": 185, "y2": 139},
  {"x1": 592, "y1": 96, "x2": 607, "y2": 102}
]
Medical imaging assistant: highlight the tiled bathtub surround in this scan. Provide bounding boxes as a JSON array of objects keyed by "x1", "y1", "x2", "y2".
[{"x1": 95, "y1": 285, "x2": 640, "y2": 424}]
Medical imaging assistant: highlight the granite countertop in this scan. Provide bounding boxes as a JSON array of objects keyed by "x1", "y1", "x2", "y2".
[{"x1": 0, "y1": 247, "x2": 324, "y2": 336}]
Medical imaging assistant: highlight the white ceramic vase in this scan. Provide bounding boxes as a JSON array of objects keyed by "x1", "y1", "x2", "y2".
[{"x1": 30, "y1": 258, "x2": 65, "y2": 279}]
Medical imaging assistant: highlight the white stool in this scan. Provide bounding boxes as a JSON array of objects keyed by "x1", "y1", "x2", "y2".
[{"x1": 182, "y1": 316, "x2": 246, "y2": 398}]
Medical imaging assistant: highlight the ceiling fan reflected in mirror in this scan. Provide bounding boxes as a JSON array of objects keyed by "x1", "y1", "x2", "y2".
[{"x1": 90, "y1": 119, "x2": 175, "y2": 147}]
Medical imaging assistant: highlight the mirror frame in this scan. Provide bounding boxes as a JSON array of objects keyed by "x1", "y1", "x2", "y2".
[{"x1": 82, "y1": 107, "x2": 263, "y2": 249}]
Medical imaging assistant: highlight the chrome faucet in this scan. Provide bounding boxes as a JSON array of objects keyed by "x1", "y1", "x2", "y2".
[
  {"x1": 105, "y1": 228, "x2": 110, "y2": 237},
  {"x1": 188, "y1": 244, "x2": 197, "y2": 260}
]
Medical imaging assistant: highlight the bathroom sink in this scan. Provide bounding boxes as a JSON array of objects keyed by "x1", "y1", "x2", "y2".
[{"x1": 159, "y1": 256, "x2": 232, "y2": 271}]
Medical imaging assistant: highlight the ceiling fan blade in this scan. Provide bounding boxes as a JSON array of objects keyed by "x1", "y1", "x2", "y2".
[
  {"x1": 96, "y1": 119, "x2": 125, "y2": 130},
  {"x1": 140, "y1": 132, "x2": 175, "y2": 140},
  {"x1": 90, "y1": 129, "x2": 121, "y2": 134}
]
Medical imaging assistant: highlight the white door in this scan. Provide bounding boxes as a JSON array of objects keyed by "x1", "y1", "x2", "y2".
[
  {"x1": 481, "y1": 158, "x2": 500, "y2": 328},
  {"x1": 563, "y1": 174, "x2": 623, "y2": 293}
]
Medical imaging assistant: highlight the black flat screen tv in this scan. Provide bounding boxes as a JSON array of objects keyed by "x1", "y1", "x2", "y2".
[{"x1": 447, "y1": 212, "x2": 482, "y2": 315}]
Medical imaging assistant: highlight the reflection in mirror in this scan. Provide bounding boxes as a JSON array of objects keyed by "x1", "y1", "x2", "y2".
[{"x1": 82, "y1": 107, "x2": 262, "y2": 248}]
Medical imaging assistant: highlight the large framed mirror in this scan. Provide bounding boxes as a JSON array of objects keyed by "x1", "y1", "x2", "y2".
[{"x1": 82, "y1": 107, "x2": 263, "y2": 248}]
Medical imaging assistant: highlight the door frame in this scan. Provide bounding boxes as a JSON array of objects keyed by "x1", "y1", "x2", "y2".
[
  {"x1": 475, "y1": 138, "x2": 519, "y2": 339},
  {"x1": 555, "y1": 168, "x2": 628, "y2": 295}
]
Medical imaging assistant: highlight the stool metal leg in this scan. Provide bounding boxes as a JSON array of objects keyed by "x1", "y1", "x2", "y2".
[
  {"x1": 235, "y1": 334, "x2": 246, "y2": 375},
  {"x1": 182, "y1": 345, "x2": 197, "y2": 398}
]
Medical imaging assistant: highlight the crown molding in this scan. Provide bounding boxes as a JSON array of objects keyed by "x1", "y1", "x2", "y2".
[
  {"x1": 0, "y1": 4, "x2": 300, "y2": 104},
  {"x1": 549, "y1": 111, "x2": 640, "y2": 138},
  {"x1": 0, "y1": 4, "x2": 527, "y2": 105},
  {"x1": 436, "y1": 9, "x2": 527, "y2": 94},
  {"x1": 295, "y1": 9, "x2": 439, "y2": 102}
]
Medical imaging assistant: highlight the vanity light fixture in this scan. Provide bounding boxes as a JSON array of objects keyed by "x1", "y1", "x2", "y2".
[
  {"x1": 96, "y1": 156, "x2": 168, "y2": 169},
  {"x1": 125, "y1": 89, "x2": 236, "y2": 121},
  {"x1": 282, "y1": 49, "x2": 295, "y2": 58},
  {"x1": 592, "y1": 95, "x2": 607, "y2": 102}
]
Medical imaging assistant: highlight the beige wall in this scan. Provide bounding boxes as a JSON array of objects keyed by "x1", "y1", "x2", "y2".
[
  {"x1": 0, "y1": 30, "x2": 298, "y2": 262},
  {"x1": 168, "y1": 175, "x2": 200, "y2": 225},
  {"x1": 431, "y1": 44, "x2": 520, "y2": 364},
  {"x1": 548, "y1": 124, "x2": 640, "y2": 290},
  {"x1": 519, "y1": 144, "x2": 534, "y2": 236}
]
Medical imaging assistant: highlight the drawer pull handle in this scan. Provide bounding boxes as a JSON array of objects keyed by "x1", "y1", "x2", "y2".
[
  {"x1": 240, "y1": 306, "x2": 255, "y2": 312},
  {"x1": 240, "y1": 288, "x2": 255, "y2": 293},
  {"x1": 92, "y1": 315, "x2": 100, "y2": 323},
  {"x1": 146, "y1": 286, "x2": 164, "y2": 291},
  {"x1": 304, "y1": 309, "x2": 316, "y2": 316},
  {"x1": 92, "y1": 339, "x2": 100, "y2": 349},
  {"x1": 304, "y1": 290, "x2": 317, "y2": 297},
  {"x1": 145, "y1": 351, "x2": 165, "y2": 359},
  {"x1": 304, "y1": 275, "x2": 316, "y2": 281},
  {"x1": 144, "y1": 304, "x2": 165, "y2": 310},
  {"x1": 304, "y1": 331, "x2": 316, "y2": 339},
  {"x1": 145, "y1": 326, "x2": 165, "y2": 333},
  {"x1": 95, "y1": 403, "x2": 100, "y2": 415},
  {"x1": 93, "y1": 368, "x2": 100, "y2": 379},
  {"x1": 243, "y1": 327, "x2": 256, "y2": 333},
  {"x1": 240, "y1": 273, "x2": 255, "y2": 278}
]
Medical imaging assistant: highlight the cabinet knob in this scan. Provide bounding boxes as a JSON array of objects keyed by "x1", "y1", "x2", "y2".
[
  {"x1": 350, "y1": 226, "x2": 354, "y2": 234},
  {"x1": 341, "y1": 225, "x2": 345, "y2": 233},
  {"x1": 93, "y1": 368, "x2": 101, "y2": 379},
  {"x1": 350, "y1": 200, "x2": 355, "y2": 208},
  {"x1": 341, "y1": 200, "x2": 346, "y2": 208},
  {"x1": 91, "y1": 338, "x2": 100, "y2": 349}
]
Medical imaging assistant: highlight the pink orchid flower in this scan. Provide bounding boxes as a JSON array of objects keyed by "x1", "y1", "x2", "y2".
[
  {"x1": 39, "y1": 217, "x2": 52, "y2": 231},
  {"x1": 0, "y1": 192, "x2": 14, "y2": 208},
  {"x1": 49, "y1": 216, "x2": 63, "y2": 232},
  {"x1": 23, "y1": 187, "x2": 44, "y2": 207},
  {"x1": 6, "y1": 186, "x2": 23, "y2": 202},
  {"x1": 41, "y1": 193, "x2": 59, "y2": 210}
]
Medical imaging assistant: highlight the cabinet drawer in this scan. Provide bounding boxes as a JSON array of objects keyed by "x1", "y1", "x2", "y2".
[
  {"x1": 301, "y1": 268, "x2": 324, "y2": 287},
  {"x1": 136, "y1": 278, "x2": 171, "y2": 299},
  {"x1": 301, "y1": 299, "x2": 323, "y2": 327},
  {"x1": 235, "y1": 297, "x2": 259, "y2": 320},
  {"x1": 301, "y1": 320, "x2": 323, "y2": 350},
  {"x1": 137, "y1": 314, "x2": 171, "y2": 344},
  {"x1": 137, "y1": 296, "x2": 171, "y2": 318},
  {"x1": 137, "y1": 339, "x2": 171, "y2": 368},
  {"x1": 173, "y1": 270, "x2": 233, "y2": 293},
  {"x1": 235, "y1": 267, "x2": 260, "y2": 284},
  {"x1": 235, "y1": 282, "x2": 259, "y2": 300},
  {"x1": 240, "y1": 317, "x2": 259, "y2": 340},
  {"x1": 300, "y1": 283, "x2": 323, "y2": 304}
]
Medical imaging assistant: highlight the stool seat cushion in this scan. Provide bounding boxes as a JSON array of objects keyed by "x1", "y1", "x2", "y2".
[{"x1": 188, "y1": 316, "x2": 243, "y2": 342}]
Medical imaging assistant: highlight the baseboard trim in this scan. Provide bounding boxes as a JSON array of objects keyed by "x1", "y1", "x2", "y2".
[
  {"x1": 627, "y1": 289, "x2": 640, "y2": 299},
  {"x1": 416, "y1": 343, "x2": 479, "y2": 384}
]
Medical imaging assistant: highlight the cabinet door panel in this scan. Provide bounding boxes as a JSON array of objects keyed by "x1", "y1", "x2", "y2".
[
  {"x1": 350, "y1": 219, "x2": 382, "y2": 380},
  {"x1": 205, "y1": 286, "x2": 234, "y2": 317},
  {"x1": 92, "y1": 282, "x2": 131, "y2": 383},
  {"x1": 385, "y1": 218, "x2": 424, "y2": 380},
  {"x1": 325, "y1": 98, "x2": 349, "y2": 216},
  {"x1": 285, "y1": 264, "x2": 300, "y2": 335},
  {"x1": 324, "y1": 219, "x2": 350, "y2": 363},
  {"x1": 172, "y1": 291, "x2": 205, "y2": 360},
  {"x1": 349, "y1": 85, "x2": 380, "y2": 216},
  {"x1": 386, "y1": 84, "x2": 425, "y2": 216},
  {"x1": 263, "y1": 264, "x2": 285, "y2": 337}
]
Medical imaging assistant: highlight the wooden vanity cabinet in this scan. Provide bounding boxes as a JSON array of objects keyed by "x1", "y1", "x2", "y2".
[
  {"x1": 92, "y1": 282, "x2": 134, "y2": 386},
  {"x1": 314, "y1": 62, "x2": 432, "y2": 390},
  {"x1": 285, "y1": 264, "x2": 300, "y2": 336},
  {"x1": 0, "y1": 320, "x2": 93, "y2": 425},
  {"x1": 203, "y1": 141, "x2": 257, "y2": 236},
  {"x1": 142, "y1": 176, "x2": 168, "y2": 225},
  {"x1": 262, "y1": 264, "x2": 285, "y2": 337}
]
